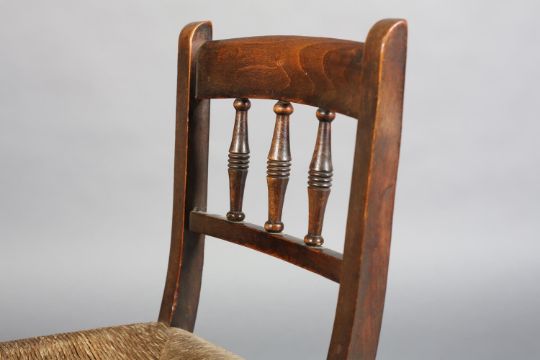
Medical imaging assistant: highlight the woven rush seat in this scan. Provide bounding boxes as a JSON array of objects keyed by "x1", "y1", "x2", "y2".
[{"x1": 0, "y1": 322, "x2": 242, "y2": 360}]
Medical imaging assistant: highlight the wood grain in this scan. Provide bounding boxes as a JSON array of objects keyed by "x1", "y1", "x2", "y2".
[
  {"x1": 160, "y1": 18, "x2": 408, "y2": 360},
  {"x1": 328, "y1": 19, "x2": 408, "y2": 360},
  {"x1": 158, "y1": 21, "x2": 212, "y2": 330},
  {"x1": 304, "y1": 108, "x2": 335, "y2": 246},
  {"x1": 226, "y1": 98, "x2": 251, "y2": 222},
  {"x1": 196, "y1": 36, "x2": 364, "y2": 118},
  {"x1": 264, "y1": 101, "x2": 293, "y2": 233},
  {"x1": 189, "y1": 211, "x2": 342, "y2": 283}
]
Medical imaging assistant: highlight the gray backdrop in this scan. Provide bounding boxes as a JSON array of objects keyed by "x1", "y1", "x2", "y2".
[{"x1": 1, "y1": 0, "x2": 539, "y2": 359}]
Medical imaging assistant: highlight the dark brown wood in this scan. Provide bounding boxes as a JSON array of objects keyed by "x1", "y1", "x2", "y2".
[
  {"x1": 190, "y1": 211, "x2": 342, "y2": 283},
  {"x1": 226, "y1": 98, "x2": 251, "y2": 222},
  {"x1": 196, "y1": 36, "x2": 364, "y2": 118},
  {"x1": 160, "y1": 18, "x2": 408, "y2": 360},
  {"x1": 328, "y1": 19, "x2": 408, "y2": 360},
  {"x1": 158, "y1": 21, "x2": 212, "y2": 330},
  {"x1": 264, "y1": 101, "x2": 293, "y2": 233},
  {"x1": 304, "y1": 108, "x2": 335, "y2": 246}
]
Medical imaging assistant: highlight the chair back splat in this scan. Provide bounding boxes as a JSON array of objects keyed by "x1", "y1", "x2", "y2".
[{"x1": 159, "y1": 19, "x2": 408, "y2": 360}]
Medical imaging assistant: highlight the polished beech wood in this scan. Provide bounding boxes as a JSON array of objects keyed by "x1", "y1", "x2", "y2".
[
  {"x1": 190, "y1": 211, "x2": 342, "y2": 283},
  {"x1": 226, "y1": 98, "x2": 251, "y2": 222},
  {"x1": 196, "y1": 36, "x2": 364, "y2": 118},
  {"x1": 159, "y1": 21, "x2": 212, "y2": 330},
  {"x1": 264, "y1": 101, "x2": 293, "y2": 233},
  {"x1": 328, "y1": 19, "x2": 407, "y2": 360},
  {"x1": 162, "y1": 18, "x2": 408, "y2": 360},
  {"x1": 304, "y1": 108, "x2": 335, "y2": 246}
]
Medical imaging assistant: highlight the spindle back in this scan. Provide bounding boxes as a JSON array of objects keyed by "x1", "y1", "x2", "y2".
[{"x1": 159, "y1": 19, "x2": 408, "y2": 360}]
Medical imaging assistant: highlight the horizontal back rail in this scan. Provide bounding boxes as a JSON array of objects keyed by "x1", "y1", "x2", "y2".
[
  {"x1": 189, "y1": 211, "x2": 342, "y2": 282},
  {"x1": 195, "y1": 36, "x2": 364, "y2": 118}
]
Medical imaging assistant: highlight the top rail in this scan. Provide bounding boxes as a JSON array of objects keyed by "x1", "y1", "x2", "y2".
[{"x1": 195, "y1": 36, "x2": 364, "y2": 118}]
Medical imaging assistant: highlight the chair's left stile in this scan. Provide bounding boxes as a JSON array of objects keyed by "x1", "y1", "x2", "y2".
[{"x1": 159, "y1": 21, "x2": 213, "y2": 331}]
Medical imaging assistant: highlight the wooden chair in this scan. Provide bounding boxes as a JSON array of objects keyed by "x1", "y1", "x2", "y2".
[{"x1": 0, "y1": 18, "x2": 407, "y2": 360}]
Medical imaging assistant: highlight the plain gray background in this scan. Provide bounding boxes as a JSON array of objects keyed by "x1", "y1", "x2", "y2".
[{"x1": 1, "y1": 0, "x2": 539, "y2": 359}]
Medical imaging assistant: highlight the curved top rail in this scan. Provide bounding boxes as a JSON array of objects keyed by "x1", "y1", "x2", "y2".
[{"x1": 195, "y1": 36, "x2": 364, "y2": 118}]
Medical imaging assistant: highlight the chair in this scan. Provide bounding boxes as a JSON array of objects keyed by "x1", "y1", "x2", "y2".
[{"x1": 0, "y1": 18, "x2": 407, "y2": 360}]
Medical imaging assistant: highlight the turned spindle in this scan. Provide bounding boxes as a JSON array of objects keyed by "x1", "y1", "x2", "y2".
[
  {"x1": 304, "y1": 108, "x2": 335, "y2": 246},
  {"x1": 226, "y1": 98, "x2": 251, "y2": 222},
  {"x1": 264, "y1": 101, "x2": 293, "y2": 233}
]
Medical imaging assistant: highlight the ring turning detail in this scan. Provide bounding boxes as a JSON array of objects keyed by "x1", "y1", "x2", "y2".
[
  {"x1": 304, "y1": 108, "x2": 335, "y2": 246},
  {"x1": 264, "y1": 101, "x2": 293, "y2": 233},
  {"x1": 161, "y1": 18, "x2": 408, "y2": 360},
  {"x1": 226, "y1": 98, "x2": 251, "y2": 222}
]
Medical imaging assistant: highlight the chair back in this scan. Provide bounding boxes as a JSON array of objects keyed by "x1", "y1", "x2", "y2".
[{"x1": 159, "y1": 19, "x2": 408, "y2": 360}]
